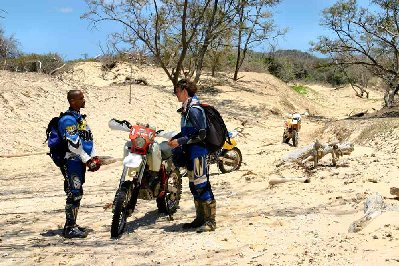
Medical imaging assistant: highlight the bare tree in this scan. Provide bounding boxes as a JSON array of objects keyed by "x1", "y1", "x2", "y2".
[
  {"x1": 0, "y1": 9, "x2": 6, "y2": 19},
  {"x1": 0, "y1": 27, "x2": 19, "y2": 69},
  {"x1": 312, "y1": 0, "x2": 399, "y2": 107},
  {"x1": 205, "y1": 31, "x2": 233, "y2": 76},
  {"x1": 232, "y1": 0, "x2": 284, "y2": 81},
  {"x1": 83, "y1": 0, "x2": 236, "y2": 86}
]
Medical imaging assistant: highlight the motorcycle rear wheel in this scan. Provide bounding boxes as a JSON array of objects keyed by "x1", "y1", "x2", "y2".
[
  {"x1": 157, "y1": 168, "x2": 182, "y2": 214},
  {"x1": 218, "y1": 147, "x2": 242, "y2": 173}
]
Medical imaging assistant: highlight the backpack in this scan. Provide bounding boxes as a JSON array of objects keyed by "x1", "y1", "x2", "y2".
[
  {"x1": 193, "y1": 103, "x2": 230, "y2": 153},
  {"x1": 45, "y1": 112, "x2": 70, "y2": 167}
]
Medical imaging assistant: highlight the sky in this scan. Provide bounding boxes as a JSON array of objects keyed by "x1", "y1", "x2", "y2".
[{"x1": 0, "y1": 0, "x2": 372, "y2": 61}]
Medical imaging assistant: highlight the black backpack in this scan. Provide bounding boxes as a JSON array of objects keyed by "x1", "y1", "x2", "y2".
[
  {"x1": 45, "y1": 112, "x2": 70, "y2": 167},
  {"x1": 193, "y1": 103, "x2": 230, "y2": 153}
]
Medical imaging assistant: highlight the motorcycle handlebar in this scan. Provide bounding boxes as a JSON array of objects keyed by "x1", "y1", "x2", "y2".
[
  {"x1": 108, "y1": 119, "x2": 132, "y2": 132},
  {"x1": 156, "y1": 130, "x2": 178, "y2": 139},
  {"x1": 108, "y1": 119, "x2": 178, "y2": 139}
]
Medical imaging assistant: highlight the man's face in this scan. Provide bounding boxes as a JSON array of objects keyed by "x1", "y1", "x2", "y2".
[
  {"x1": 174, "y1": 87, "x2": 187, "y2": 102},
  {"x1": 72, "y1": 92, "x2": 85, "y2": 108}
]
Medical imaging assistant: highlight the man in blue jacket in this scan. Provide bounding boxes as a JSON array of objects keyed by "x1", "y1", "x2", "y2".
[
  {"x1": 58, "y1": 89, "x2": 101, "y2": 238},
  {"x1": 168, "y1": 79, "x2": 216, "y2": 232}
]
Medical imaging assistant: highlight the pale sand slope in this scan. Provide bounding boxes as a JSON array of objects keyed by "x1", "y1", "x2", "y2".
[{"x1": 0, "y1": 64, "x2": 398, "y2": 266}]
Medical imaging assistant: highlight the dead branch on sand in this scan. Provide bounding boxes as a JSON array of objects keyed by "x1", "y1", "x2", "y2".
[
  {"x1": 348, "y1": 193, "x2": 385, "y2": 233},
  {"x1": 50, "y1": 64, "x2": 66, "y2": 75},
  {"x1": 348, "y1": 193, "x2": 399, "y2": 233},
  {"x1": 348, "y1": 110, "x2": 368, "y2": 118},
  {"x1": 98, "y1": 156, "x2": 122, "y2": 165},
  {"x1": 277, "y1": 140, "x2": 354, "y2": 168}
]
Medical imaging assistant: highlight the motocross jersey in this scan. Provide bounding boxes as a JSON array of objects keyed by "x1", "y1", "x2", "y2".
[
  {"x1": 58, "y1": 109, "x2": 95, "y2": 163},
  {"x1": 176, "y1": 96, "x2": 208, "y2": 160}
]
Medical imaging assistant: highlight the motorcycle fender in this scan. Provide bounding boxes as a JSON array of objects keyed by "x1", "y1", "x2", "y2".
[
  {"x1": 123, "y1": 153, "x2": 143, "y2": 169},
  {"x1": 223, "y1": 138, "x2": 237, "y2": 150}
]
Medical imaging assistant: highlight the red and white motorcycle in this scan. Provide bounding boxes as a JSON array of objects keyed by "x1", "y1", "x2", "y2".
[{"x1": 108, "y1": 119, "x2": 182, "y2": 238}]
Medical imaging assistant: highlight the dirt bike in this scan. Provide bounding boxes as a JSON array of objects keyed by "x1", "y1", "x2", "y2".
[
  {"x1": 108, "y1": 119, "x2": 182, "y2": 238},
  {"x1": 207, "y1": 129, "x2": 242, "y2": 173},
  {"x1": 282, "y1": 113, "x2": 302, "y2": 147}
]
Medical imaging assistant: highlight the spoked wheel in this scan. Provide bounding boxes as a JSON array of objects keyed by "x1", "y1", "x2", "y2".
[
  {"x1": 218, "y1": 147, "x2": 242, "y2": 173},
  {"x1": 111, "y1": 181, "x2": 138, "y2": 238},
  {"x1": 283, "y1": 133, "x2": 290, "y2": 144},
  {"x1": 292, "y1": 130, "x2": 299, "y2": 147},
  {"x1": 110, "y1": 188, "x2": 129, "y2": 238},
  {"x1": 282, "y1": 129, "x2": 291, "y2": 144},
  {"x1": 157, "y1": 168, "x2": 182, "y2": 214}
]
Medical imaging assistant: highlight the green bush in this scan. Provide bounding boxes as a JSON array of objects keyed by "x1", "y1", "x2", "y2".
[
  {"x1": 291, "y1": 85, "x2": 308, "y2": 95},
  {"x1": 6, "y1": 53, "x2": 64, "y2": 74}
]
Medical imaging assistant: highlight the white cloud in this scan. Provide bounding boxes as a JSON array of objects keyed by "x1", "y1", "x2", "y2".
[{"x1": 58, "y1": 7, "x2": 73, "y2": 13}]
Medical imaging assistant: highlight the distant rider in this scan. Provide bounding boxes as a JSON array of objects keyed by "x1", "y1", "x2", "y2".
[
  {"x1": 168, "y1": 79, "x2": 216, "y2": 232},
  {"x1": 58, "y1": 89, "x2": 101, "y2": 238}
]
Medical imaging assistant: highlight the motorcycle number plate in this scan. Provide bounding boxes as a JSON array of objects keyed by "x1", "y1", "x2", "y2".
[{"x1": 123, "y1": 153, "x2": 143, "y2": 168}]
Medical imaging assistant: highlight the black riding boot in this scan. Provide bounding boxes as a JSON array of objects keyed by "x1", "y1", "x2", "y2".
[
  {"x1": 197, "y1": 200, "x2": 216, "y2": 233},
  {"x1": 183, "y1": 199, "x2": 205, "y2": 229},
  {"x1": 63, "y1": 202, "x2": 87, "y2": 238}
]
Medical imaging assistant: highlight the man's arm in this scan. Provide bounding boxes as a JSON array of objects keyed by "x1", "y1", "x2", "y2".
[
  {"x1": 178, "y1": 106, "x2": 207, "y2": 145},
  {"x1": 59, "y1": 115, "x2": 91, "y2": 163}
]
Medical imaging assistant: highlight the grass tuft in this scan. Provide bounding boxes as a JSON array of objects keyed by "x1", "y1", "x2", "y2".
[{"x1": 291, "y1": 85, "x2": 309, "y2": 95}]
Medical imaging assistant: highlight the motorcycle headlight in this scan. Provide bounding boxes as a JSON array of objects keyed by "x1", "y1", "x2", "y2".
[{"x1": 134, "y1": 137, "x2": 146, "y2": 149}]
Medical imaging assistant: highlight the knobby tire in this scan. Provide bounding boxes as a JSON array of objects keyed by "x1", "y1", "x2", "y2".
[
  {"x1": 111, "y1": 188, "x2": 129, "y2": 238},
  {"x1": 218, "y1": 147, "x2": 242, "y2": 173}
]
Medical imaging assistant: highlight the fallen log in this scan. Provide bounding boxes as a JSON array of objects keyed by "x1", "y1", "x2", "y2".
[
  {"x1": 279, "y1": 140, "x2": 354, "y2": 168},
  {"x1": 269, "y1": 176, "x2": 310, "y2": 185},
  {"x1": 349, "y1": 193, "x2": 386, "y2": 233},
  {"x1": 348, "y1": 192, "x2": 399, "y2": 233}
]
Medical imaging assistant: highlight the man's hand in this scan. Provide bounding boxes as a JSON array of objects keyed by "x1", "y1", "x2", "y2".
[
  {"x1": 87, "y1": 156, "x2": 101, "y2": 172},
  {"x1": 168, "y1": 139, "x2": 179, "y2": 149}
]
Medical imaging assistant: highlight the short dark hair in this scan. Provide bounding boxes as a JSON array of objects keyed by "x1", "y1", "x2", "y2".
[
  {"x1": 67, "y1": 89, "x2": 82, "y2": 102},
  {"x1": 174, "y1": 79, "x2": 197, "y2": 97}
]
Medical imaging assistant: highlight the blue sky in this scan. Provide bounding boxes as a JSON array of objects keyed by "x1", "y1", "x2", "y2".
[{"x1": 0, "y1": 0, "x2": 371, "y2": 60}]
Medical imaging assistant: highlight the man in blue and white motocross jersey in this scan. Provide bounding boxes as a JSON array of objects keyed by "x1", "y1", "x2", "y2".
[
  {"x1": 58, "y1": 89, "x2": 101, "y2": 238},
  {"x1": 168, "y1": 79, "x2": 216, "y2": 233}
]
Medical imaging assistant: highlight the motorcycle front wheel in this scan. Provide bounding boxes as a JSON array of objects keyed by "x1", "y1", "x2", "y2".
[
  {"x1": 292, "y1": 130, "x2": 299, "y2": 147},
  {"x1": 157, "y1": 168, "x2": 182, "y2": 214},
  {"x1": 218, "y1": 147, "x2": 242, "y2": 173},
  {"x1": 111, "y1": 181, "x2": 138, "y2": 238},
  {"x1": 282, "y1": 131, "x2": 290, "y2": 144}
]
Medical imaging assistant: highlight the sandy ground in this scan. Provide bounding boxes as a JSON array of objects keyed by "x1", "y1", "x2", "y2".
[{"x1": 0, "y1": 63, "x2": 398, "y2": 265}]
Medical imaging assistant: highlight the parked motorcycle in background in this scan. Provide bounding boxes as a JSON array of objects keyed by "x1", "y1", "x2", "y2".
[
  {"x1": 208, "y1": 129, "x2": 243, "y2": 173},
  {"x1": 282, "y1": 113, "x2": 302, "y2": 147},
  {"x1": 108, "y1": 119, "x2": 182, "y2": 238}
]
